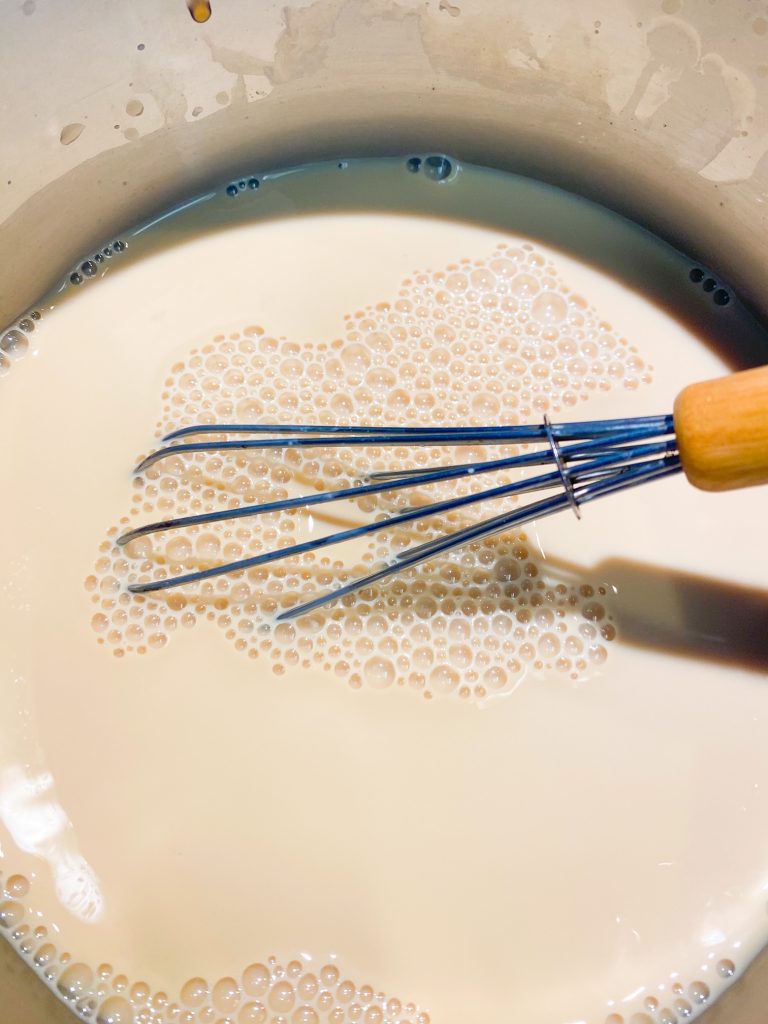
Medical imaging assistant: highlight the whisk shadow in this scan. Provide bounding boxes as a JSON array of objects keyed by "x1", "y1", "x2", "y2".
[{"x1": 577, "y1": 556, "x2": 768, "y2": 674}]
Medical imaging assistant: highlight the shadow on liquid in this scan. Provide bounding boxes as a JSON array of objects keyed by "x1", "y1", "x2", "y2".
[{"x1": 595, "y1": 557, "x2": 768, "y2": 674}]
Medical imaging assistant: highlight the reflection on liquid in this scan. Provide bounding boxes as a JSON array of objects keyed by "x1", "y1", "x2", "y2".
[{"x1": 0, "y1": 670, "x2": 103, "y2": 923}]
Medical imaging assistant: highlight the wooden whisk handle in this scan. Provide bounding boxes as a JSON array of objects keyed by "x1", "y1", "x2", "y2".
[{"x1": 674, "y1": 363, "x2": 768, "y2": 491}]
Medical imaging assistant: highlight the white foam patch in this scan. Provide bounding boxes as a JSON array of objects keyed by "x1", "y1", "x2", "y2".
[{"x1": 89, "y1": 243, "x2": 646, "y2": 702}]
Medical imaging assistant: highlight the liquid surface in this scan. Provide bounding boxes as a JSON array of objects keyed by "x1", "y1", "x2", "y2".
[{"x1": 1, "y1": 157, "x2": 768, "y2": 1024}]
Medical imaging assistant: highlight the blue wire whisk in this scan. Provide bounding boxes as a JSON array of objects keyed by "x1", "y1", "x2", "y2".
[{"x1": 118, "y1": 364, "x2": 768, "y2": 621}]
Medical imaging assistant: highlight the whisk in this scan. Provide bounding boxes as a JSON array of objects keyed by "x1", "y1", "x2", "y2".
[{"x1": 119, "y1": 365, "x2": 768, "y2": 620}]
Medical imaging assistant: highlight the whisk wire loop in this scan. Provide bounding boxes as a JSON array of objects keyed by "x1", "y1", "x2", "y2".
[{"x1": 121, "y1": 413, "x2": 681, "y2": 617}]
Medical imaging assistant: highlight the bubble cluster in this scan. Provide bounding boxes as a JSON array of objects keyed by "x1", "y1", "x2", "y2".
[
  {"x1": 0, "y1": 308, "x2": 39, "y2": 379},
  {"x1": 1, "y1": 870, "x2": 423, "y2": 1024},
  {"x1": 406, "y1": 154, "x2": 455, "y2": 181},
  {"x1": 1, "y1": 867, "x2": 734, "y2": 1024},
  {"x1": 87, "y1": 243, "x2": 646, "y2": 698},
  {"x1": 604, "y1": 974, "x2": 718, "y2": 1024},
  {"x1": 69, "y1": 241, "x2": 128, "y2": 287},
  {"x1": 226, "y1": 177, "x2": 260, "y2": 197},
  {"x1": 688, "y1": 267, "x2": 731, "y2": 307}
]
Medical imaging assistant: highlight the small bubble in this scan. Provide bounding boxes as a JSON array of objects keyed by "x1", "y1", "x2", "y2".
[
  {"x1": 5, "y1": 875, "x2": 29, "y2": 898},
  {"x1": 297, "y1": 974, "x2": 318, "y2": 1001},
  {"x1": 130, "y1": 980, "x2": 150, "y2": 1004},
  {"x1": 97, "y1": 996, "x2": 134, "y2": 1024},
  {"x1": 269, "y1": 980, "x2": 295, "y2": 1012},
  {"x1": 181, "y1": 978, "x2": 209, "y2": 1007},
  {"x1": 226, "y1": 184, "x2": 239, "y2": 197},
  {"x1": 213, "y1": 976, "x2": 241, "y2": 1012},
  {"x1": 0, "y1": 901, "x2": 24, "y2": 928},
  {"x1": 713, "y1": 288, "x2": 730, "y2": 306},
  {"x1": 538, "y1": 632, "x2": 560, "y2": 658},
  {"x1": 196, "y1": 533, "x2": 221, "y2": 559},
  {"x1": 406, "y1": 156, "x2": 422, "y2": 173},
  {"x1": 167, "y1": 537, "x2": 193, "y2": 563},
  {"x1": 0, "y1": 330, "x2": 28, "y2": 361},
  {"x1": 242, "y1": 964, "x2": 270, "y2": 996},
  {"x1": 688, "y1": 981, "x2": 709, "y2": 1004},
  {"x1": 57, "y1": 962, "x2": 95, "y2": 1001},
  {"x1": 34, "y1": 943, "x2": 57, "y2": 968},
  {"x1": 429, "y1": 664, "x2": 459, "y2": 693},
  {"x1": 717, "y1": 959, "x2": 735, "y2": 977},
  {"x1": 239, "y1": 1002, "x2": 267, "y2": 1024},
  {"x1": 531, "y1": 291, "x2": 568, "y2": 324},
  {"x1": 364, "y1": 655, "x2": 395, "y2": 688},
  {"x1": 292, "y1": 1008, "x2": 319, "y2": 1024},
  {"x1": 582, "y1": 602, "x2": 605, "y2": 621},
  {"x1": 482, "y1": 666, "x2": 508, "y2": 689},
  {"x1": 337, "y1": 981, "x2": 355, "y2": 1003},
  {"x1": 320, "y1": 965, "x2": 339, "y2": 987},
  {"x1": 423, "y1": 155, "x2": 453, "y2": 181}
]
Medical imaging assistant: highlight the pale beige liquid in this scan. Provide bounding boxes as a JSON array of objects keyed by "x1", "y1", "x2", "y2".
[{"x1": 1, "y1": 161, "x2": 768, "y2": 1024}]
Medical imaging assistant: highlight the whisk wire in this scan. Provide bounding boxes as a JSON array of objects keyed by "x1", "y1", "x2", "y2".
[
  {"x1": 390, "y1": 454, "x2": 678, "y2": 566},
  {"x1": 123, "y1": 410, "x2": 681, "y2": 617},
  {"x1": 121, "y1": 428, "x2": 675, "y2": 548},
  {"x1": 135, "y1": 415, "x2": 674, "y2": 474},
  {"x1": 162, "y1": 415, "x2": 673, "y2": 442},
  {"x1": 274, "y1": 454, "x2": 682, "y2": 621}
]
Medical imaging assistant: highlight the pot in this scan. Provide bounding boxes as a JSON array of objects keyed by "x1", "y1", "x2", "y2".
[{"x1": 2, "y1": 1, "x2": 767, "y2": 1020}]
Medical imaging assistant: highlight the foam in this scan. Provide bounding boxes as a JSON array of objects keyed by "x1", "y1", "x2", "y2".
[
  {"x1": 87, "y1": 243, "x2": 643, "y2": 700},
  {"x1": 0, "y1": 888, "x2": 427, "y2": 1024},
  {"x1": 0, "y1": 857, "x2": 728, "y2": 1024}
]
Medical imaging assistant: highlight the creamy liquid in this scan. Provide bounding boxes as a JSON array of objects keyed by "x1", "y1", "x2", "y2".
[{"x1": 1, "y1": 157, "x2": 768, "y2": 1024}]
